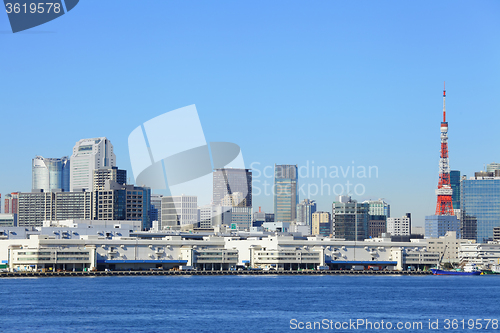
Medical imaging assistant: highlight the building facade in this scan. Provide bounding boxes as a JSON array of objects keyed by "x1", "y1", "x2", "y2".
[
  {"x1": 387, "y1": 216, "x2": 410, "y2": 236},
  {"x1": 332, "y1": 196, "x2": 369, "y2": 241},
  {"x1": 363, "y1": 199, "x2": 390, "y2": 217},
  {"x1": 161, "y1": 195, "x2": 198, "y2": 229},
  {"x1": 274, "y1": 164, "x2": 298, "y2": 223},
  {"x1": 296, "y1": 199, "x2": 316, "y2": 227},
  {"x1": 70, "y1": 137, "x2": 116, "y2": 191},
  {"x1": 311, "y1": 211, "x2": 331, "y2": 236},
  {"x1": 450, "y1": 170, "x2": 461, "y2": 210},
  {"x1": 32, "y1": 156, "x2": 70, "y2": 192},
  {"x1": 92, "y1": 167, "x2": 127, "y2": 191},
  {"x1": 213, "y1": 168, "x2": 252, "y2": 207},
  {"x1": 18, "y1": 190, "x2": 93, "y2": 227},
  {"x1": 4, "y1": 193, "x2": 19, "y2": 214},
  {"x1": 424, "y1": 215, "x2": 460, "y2": 239},
  {"x1": 252, "y1": 212, "x2": 274, "y2": 227},
  {"x1": 94, "y1": 182, "x2": 151, "y2": 230},
  {"x1": 368, "y1": 215, "x2": 386, "y2": 238},
  {"x1": 150, "y1": 194, "x2": 163, "y2": 226},
  {"x1": 460, "y1": 175, "x2": 500, "y2": 242}
]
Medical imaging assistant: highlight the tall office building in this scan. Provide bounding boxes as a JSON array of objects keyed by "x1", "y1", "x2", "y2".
[
  {"x1": 161, "y1": 195, "x2": 198, "y2": 229},
  {"x1": 4, "y1": 193, "x2": 19, "y2": 214},
  {"x1": 93, "y1": 181, "x2": 151, "y2": 230},
  {"x1": 92, "y1": 167, "x2": 127, "y2": 191},
  {"x1": 17, "y1": 190, "x2": 93, "y2": 227},
  {"x1": 70, "y1": 137, "x2": 116, "y2": 191},
  {"x1": 450, "y1": 170, "x2": 461, "y2": 210},
  {"x1": 296, "y1": 199, "x2": 317, "y2": 227},
  {"x1": 274, "y1": 164, "x2": 298, "y2": 223},
  {"x1": 332, "y1": 196, "x2": 369, "y2": 241},
  {"x1": 311, "y1": 211, "x2": 331, "y2": 236},
  {"x1": 32, "y1": 156, "x2": 70, "y2": 192},
  {"x1": 460, "y1": 174, "x2": 500, "y2": 242},
  {"x1": 213, "y1": 168, "x2": 252, "y2": 207}
]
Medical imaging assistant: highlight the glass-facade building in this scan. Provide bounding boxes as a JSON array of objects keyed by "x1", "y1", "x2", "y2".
[
  {"x1": 274, "y1": 165, "x2": 298, "y2": 222},
  {"x1": 460, "y1": 177, "x2": 500, "y2": 242},
  {"x1": 32, "y1": 156, "x2": 70, "y2": 192},
  {"x1": 450, "y1": 170, "x2": 461, "y2": 210},
  {"x1": 332, "y1": 197, "x2": 369, "y2": 241},
  {"x1": 425, "y1": 215, "x2": 460, "y2": 239},
  {"x1": 213, "y1": 169, "x2": 252, "y2": 207}
]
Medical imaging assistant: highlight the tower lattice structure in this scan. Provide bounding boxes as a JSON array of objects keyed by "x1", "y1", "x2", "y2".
[{"x1": 435, "y1": 83, "x2": 454, "y2": 216}]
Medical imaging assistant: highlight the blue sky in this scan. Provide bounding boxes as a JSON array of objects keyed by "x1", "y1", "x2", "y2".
[{"x1": 1, "y1": 1, "x2": 499, "y2": 226}]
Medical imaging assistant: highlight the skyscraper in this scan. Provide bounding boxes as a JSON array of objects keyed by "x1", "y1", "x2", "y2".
[
  {"x1": 461, "y1": 174, "x2": 500, "y2": 242},
  {"x1": 70, "y1": 137, "x2": 116, "y2": 191},
  {"x1": 212, "y1": 168, "x2": 252, "y2": 207},
  {"x1": 296, "y1": 199, "x2": 316, "y2": 227},
  {"x1": 32, "y1": 156, "x2": 70, "y2": 192},
  {"x1": 274, "y1": 164, "x2": 298, "y2": 222},
  {"x1": 450, "y1": 170, "x2": 461, "y2": 210}
]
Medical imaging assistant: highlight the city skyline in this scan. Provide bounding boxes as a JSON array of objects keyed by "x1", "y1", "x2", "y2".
[{"x1": 1, "y1": 1, "x2": 499, "y2": 227}]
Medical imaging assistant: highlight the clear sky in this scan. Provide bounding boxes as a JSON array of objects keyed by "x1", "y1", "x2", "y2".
[{"x1": 1, "y1": 1, "x2": 499, "y2": 226}]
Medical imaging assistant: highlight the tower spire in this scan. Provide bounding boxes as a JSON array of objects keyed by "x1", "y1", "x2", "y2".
[
  {"x1": 443, "y1": 81, "x2": 446, "y2": 122},
  {"x1": 435, "y1": 83, "x2": 454, "y2": 216}
]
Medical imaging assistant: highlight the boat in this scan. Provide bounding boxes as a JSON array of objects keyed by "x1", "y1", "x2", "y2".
[
  {"x1": 431, "y1": 244, "x2": 482, "y2": 275},
  {"x1": 482, "y1": 265, "x2": 500, "y2": 275},
  {"x1": 431, "y1": 263, "x2": 482, "y2": 276}
]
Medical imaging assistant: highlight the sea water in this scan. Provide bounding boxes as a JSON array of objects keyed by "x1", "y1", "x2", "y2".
[{"x1": 0, "y1": 275, "x2": 498, "y2": 332}]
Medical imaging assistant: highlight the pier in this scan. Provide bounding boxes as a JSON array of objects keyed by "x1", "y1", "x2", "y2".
[{"x1": 0, "y1": 270, "x2": 432, "y2": 278}]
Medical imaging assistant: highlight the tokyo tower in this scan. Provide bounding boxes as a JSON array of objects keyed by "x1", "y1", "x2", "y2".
[{"x1": 435, "y1": 83, "x2": 454, "y2": 216}]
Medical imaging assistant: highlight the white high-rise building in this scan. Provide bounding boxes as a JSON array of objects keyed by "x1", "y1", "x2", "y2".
[
  {"x1": 70, "y1": 137, "x2": 116, "y2": 191},
  {"x1": 387, "y1": 216, "x2": 410, "y2": 236},
  {"x1": 161, "y1": 195, "x2": 198, "y2": 229}
]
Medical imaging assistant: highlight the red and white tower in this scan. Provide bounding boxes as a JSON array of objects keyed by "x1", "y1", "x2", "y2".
[{"x1": 435, "y1": 83, "x2": 454, "y2": 215}]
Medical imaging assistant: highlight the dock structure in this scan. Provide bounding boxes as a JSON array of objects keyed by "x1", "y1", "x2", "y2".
[{"x1": 0, "y1": 270, "x2": 432, "y2": 278}]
